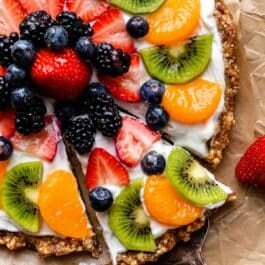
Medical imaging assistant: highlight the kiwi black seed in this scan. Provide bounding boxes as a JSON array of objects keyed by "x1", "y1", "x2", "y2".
[
  {"x1": 139, "y1": 34, "x2": 214, "y2": 84},
  {"x1": 165, "y1": 147, "x2": 228, "y2": 207},
  {"x1": 108, "y1": 179, "x2": 156, "y2": 252},
  {"x1": 2, "y1": 161, "x2": 43, "y2": 233},
  {"x1": 110, "y1": 0, "x2": 166, "y2": 14}
]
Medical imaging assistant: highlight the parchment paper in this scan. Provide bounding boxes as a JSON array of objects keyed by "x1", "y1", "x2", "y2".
[{"x1": 2, "y1": 1, "x2": 265, "y2": 264}]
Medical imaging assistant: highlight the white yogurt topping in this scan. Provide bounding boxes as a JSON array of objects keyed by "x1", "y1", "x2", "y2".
[{"x1": 117, "y1": 0, "x2": 226, "y2": 157}]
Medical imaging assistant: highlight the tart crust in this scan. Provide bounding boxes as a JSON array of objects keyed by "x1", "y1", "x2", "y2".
[{"x1": 0, "y1": 0, "x2": 238, "y2": 262}]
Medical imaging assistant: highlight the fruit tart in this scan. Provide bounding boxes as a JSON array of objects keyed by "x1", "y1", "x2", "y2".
[{"x1": 0, "y1": 0, "x2": 238, "y2": 264}]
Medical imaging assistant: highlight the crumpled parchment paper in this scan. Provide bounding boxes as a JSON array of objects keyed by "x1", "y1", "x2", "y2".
[{"x1": 2, "y1": 0, "x2": 264, "y2": 264}]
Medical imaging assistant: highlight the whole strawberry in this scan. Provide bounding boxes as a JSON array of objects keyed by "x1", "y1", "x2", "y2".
[
  {"x1": 31, "y1": 48, "x2": 92, "y2": 100},
  {"x1": 235, "y1": 136, "x2": 265, "y2": 189}
]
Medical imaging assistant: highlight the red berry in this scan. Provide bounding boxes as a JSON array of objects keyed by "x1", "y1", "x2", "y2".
[
  {"x1": 86, "y1": 148, "x2": 130, "y2": 189},
  {"x1": 93, "y1": 7, "x2": 135, "y2": 53},
  {"x1": 235, "y1": 136, "x2": 265, "y2": 189},
  {"x1": 116, "y1": 117, "x2": 160, "y2": 167},
  {"x1": 0, "y1": 109, "x2": 15, "y2": 138},
  {"x1": 31, "y1": 48, "x2": 92, "y2": 100},
  {"x1": 98, "y1": 54, "x2": 142, "y2": 102}
]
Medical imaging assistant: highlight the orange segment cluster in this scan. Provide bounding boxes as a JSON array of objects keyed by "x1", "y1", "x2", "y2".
[
  {"x1": 143, "y1": 176, "x2": 203, "y2": 226},
  {"x1": 162, "y1": 79, "x2": 222, "y2": 124},
  {"x1": 145, "y1": 0, "x2": 201, "y2": 45},
  {"x1": 38, "y1": 170, "x2": 92, "y2": 238}
]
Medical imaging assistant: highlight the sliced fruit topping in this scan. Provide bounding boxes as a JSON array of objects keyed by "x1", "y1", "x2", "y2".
[
  {"x1": 0, "y1": 109, "x2": 15, "y2": 138},
  {"x1": 166, "y1": 147, "x2": 228, "y2": 207},
  {"x1": 89, "y1": 187, "x2": 113, "y2": 212},
  {"x1": 0, "y1": 136, "x2": 13, "y2": 161},
  {"x1": 18, "y1": 0, "x2": 64, "y2": 18},
  {"x1": 30, "y1": 48, "x2": 92, "y2": 100},
  {"x1": 2, "y1": 161, "x2": 43, "y2": 232},
  {"x1": 38, "y1": 170, "x2": 92, "y2": 238},
  {"x1": 144, "y1": 176, "x2": 203, "y2": 226},
  {"x1": 92, "y1": 8, "x2": 135, "y2": 53},
  {"x1": 0, "y1": 0, "x2": 26, "y2": 35},
  {"x1": 141, "y1": 151, "x2": 166, "y2": 176},
  {"x1": 98, "y1": 54, "x2": 141, "y2": 102},
  {"x1": 145, "y1": 0, "x2": 200, "y2": 45},
  {"x1": 109, "y1": 179, "x2": 156, "y2": 252},
  {"x1": 110, "y1": 0, "x2": 166, "y2": 14},
  {"x1": 11, "y1": 116, "x2": 58, "y2": 161},
  {"x1": 139, "y1": 34, "x2": 213, "y2": 84},
  {"x1": 162, "y1": 79, "x2": 222, "y2": 124},
  {"x1": 66, "y1": 0, "x2": 110, "y2": 22},
  {"x1": 86, "y1": 148, "x2": 130, "y2": 189},
  {"x1": 116, "y1": 117, "x2": 160, "y2": 167},
  {"x1": 236, "y1": 136, "x2": 265, "y2": 189},
  {"x1": 0, "y1": 160, "x2": 9, "y2": 208}
]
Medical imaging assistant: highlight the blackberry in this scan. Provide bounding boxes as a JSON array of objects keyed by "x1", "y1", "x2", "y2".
[
  {"x1": 93, "y1": 43, "x2": 131, "y2": 77},
  {"x1": 20, "y1": 11, "x2": 55, "y2": 47},
  {"x1": 89, "y1": 93, "x2": 122, "y2": 137},
  {"x1": 56, "y1": 11, "x2": 93, "y2": 45},
  {"x1": 0, "y1": 77, "x2": 10, "y2": 110},
  {"x1": 0, "y1": 32, "x2": 19, "y2": 66},
  {"x1": 15, "y1": 96, "x2": 47, "y2": 135},
  {"x1": 64, "y1": 117, "x2": 96, "y2": 154}
]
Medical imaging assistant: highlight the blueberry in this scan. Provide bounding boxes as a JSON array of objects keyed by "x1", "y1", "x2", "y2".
[
  {"x1": 140, "y1": 79, "x2": 165, "y2": 104},
  {"x1": 146, "y1": 105, "x2": 169, "y2": 130},
  {"x1": 11, "y1": 40, "x2": 36, "y2": 66},
  {"x1": 89, "y1": 187, "x2": 113, "y2": 212},
  {"x1": 88, "y1": 82, "x2": 107, "y2": 96},
  {"x1": 44, "y1": 26, "x2": 68, "y2": 51},
  {"x1": 141, "y1": 151, "x2": 166, "y2": 175},
  {"x1": 5, "y1": 64, "x2": 27, "y2": 87},
  {"x1": 126, "y1": 16, "x2": 149, "y2": 38},
  {"x1": 75, "y1": 37, "x2": 95, "y2": 61},
  {"x1": 0, "y1": 136, "x2": 13, "y2": 161},
  {"x1": 11, "y1": 87, "x2": 34, "y2": 110}
]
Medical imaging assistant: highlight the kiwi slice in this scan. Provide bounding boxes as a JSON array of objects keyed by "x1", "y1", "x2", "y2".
[
  {"x1": 108, "y1": 179, "x2": 156, "y2": 252},
  {"x1": 2, "y1": 162, "x2": 43, "y2": 233},
  {"x1": 165, "y1": 147, "x2": 228, "y2": 207},
  {"x1": 110, "y1": 0, "x2": 166, "y2": 14},
  {"x1": 139, "y1": 34, "x2": 213, "y2": 84}
]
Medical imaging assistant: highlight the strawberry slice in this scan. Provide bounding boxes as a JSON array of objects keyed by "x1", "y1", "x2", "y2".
[
  {"x1": 86, "y1": 148, "x2": 130, "y2": 189},
  {"x1": 0, "y1": 109, "x2": 15, "y2": 138},
  {"x1": 116, "y1": 117, "x2": 160, "y2": 167},
  {"x1": 98, "y1": 54, "x2": 142, "y2": 102},
  {"x1": 93, "y1": 7, "x2": 135, "y2": 53},
  {"x1": 11, "y1": 115, "x2": 59, "y2": 161},
  {"x1": 18, "y1": 0, "x2": 64, "y2": 18},
  {"x1": 66, "y1": 0, "x2": 110, "y2": 22},
  {"x1": 0, "y1": 0, "x2": 26, "y2": 35}
]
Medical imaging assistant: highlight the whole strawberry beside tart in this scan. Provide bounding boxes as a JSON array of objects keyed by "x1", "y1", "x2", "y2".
[{"x1": 0, "y1": 0, "x2": 238, "y2": 264}]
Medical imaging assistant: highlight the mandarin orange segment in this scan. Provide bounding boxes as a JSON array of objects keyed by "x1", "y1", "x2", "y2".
[
  {"x1": 0, "y1": 160, "x2": 9, "y2": 208},
  {"x1": 145, "y1": 0, "x2": 201, "y2": 45},
  {"x1": 38, "y1": 170, "x2": 92, "y2": 238},
  {"x1": 143, "y1": 176, "x2": 203, "y2": 226},
  {"x1": 161, "y1": 79, "x2": 222, "y2": 124}
]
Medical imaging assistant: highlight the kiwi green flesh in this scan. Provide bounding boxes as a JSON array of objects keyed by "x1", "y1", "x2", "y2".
[
  {"x1": 110, "y1": 0, "x2": 166, "y2": 14},
  {"x1": 139, "y1": 34, "x2": 214, "y2": 84},
  {"x1": 108, "y1": 179, "x2": 156, "y2": 252},
  {"x1": 165, "y1": 147, "x2": 228, "y2": 207},
  {"x1": 2, "y1": 162, "x2": 43, "y2": 233}
]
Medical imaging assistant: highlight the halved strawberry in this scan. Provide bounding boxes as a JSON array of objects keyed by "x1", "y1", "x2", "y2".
[
  {"x1": 18, "y1": 0, "x2": 64, "y2": 18},
  {"x1": 93, "y1": 7, "x2": 135, "y2": 53},
  {"x1": 0, "y1": 109, "x2": 15, "y2": 138},
  {"x1": 86, "y1": 148, "x2": 130, "y2": 189},
  {"x1": 66, "y1": 0, "x2": 110, "y2": 22},
  {"x1": 11, "y1": 115, "x2": 59, "y2": 161},
  {"x1": 98, "y1": 54, "x2": 142, "y2": 102},
  {"x1": 0, "y1": 0, "x2": 26, "y2": 35},
  {"x1": 116, "y1": 117, "x2": 160, "y2": 167}
]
